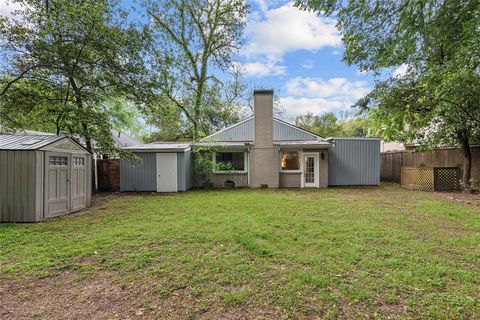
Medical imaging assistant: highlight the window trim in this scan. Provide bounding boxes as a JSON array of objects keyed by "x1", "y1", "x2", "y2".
[
  {"x1": 213, "y1": 151, "x2": 248, "y2": 174},
  {"x1": 280, "y1": 150, "x2": 301, "y2": 172},
  {"x1": 73, "y1": 157, "x2": 85, "y2": 167},
  {"x1": 49, "y1": 156, "x2": 68, "y2": 166}
]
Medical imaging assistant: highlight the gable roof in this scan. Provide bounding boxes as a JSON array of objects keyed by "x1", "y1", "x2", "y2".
[{"x1": 200, "y1": 116, "x2": 325, "y2": 143}]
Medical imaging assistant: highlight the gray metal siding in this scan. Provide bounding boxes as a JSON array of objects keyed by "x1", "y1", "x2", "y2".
[
  {"x1": 0, "y1": 150, "x2": 37, "y2": 222},
  {"x1": 273, "y1": 119, "x2": 319, "y2": 141},
  {"x1": 202, "y1": 117, "x2": 321, "y2": 142},
  {"x1": 184, "y1": 150, "x2": 194, "y2": 190},
  {"x1": 177, "y1": 152, "x2": 185, "y2": 191},
  {"x1": 203, "y1": 118, "x2": 254, "y2": 142},
  {"x1": 328, "y1": 139, "x2": 380, "y2": 186},
  {"x1": 120, "y1": 153, "x2": 156, "y2": 191}
]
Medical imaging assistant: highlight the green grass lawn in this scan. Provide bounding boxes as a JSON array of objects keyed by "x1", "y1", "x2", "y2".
[{"x1": 1, "y1": 185, "x2": 479, "y2": 319}]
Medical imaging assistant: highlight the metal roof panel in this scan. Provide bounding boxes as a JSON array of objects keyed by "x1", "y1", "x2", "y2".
[{"x1": 0, "y1": 134, "x2": 65, "y2": 150}]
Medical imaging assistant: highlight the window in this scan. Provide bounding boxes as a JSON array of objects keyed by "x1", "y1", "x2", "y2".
[
  {"x1": 214, "y1": 152, "x2": 245, "y2": 172},
  {"x1": 281, "y1": 151, "x2": 300, "y2": 170},
  {"x1": 73, "y1": 157, "x2": 85, "y2": 166},
  {"x1": 49, "y1": 156, "x2": 67, "y2": 166}
]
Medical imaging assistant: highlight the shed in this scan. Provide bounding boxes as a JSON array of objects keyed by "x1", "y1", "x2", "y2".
[
  {"x1": 328, "y1": 137, "x2": 380, "y2": 186},
  {"x1": 0, "y1": 134, "x2": 92, "y2": 222},
  {"x1": 120, "y1": 143, "x2": 193, "y2": 192}
]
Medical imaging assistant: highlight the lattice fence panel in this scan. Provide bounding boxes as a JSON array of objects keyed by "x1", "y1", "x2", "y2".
[
  {"x1": 401, "y1": 167, "x2": 460, "y2": 192},
  {"x1": 434, "y1": 167, "x2": 460, "y2": 191},
  {"x1": 401, "y1": 167, "x2": 434, "y2": 191}
]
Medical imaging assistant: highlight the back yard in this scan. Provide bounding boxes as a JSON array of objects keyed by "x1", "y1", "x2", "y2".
[{"x1": 0, "y1": 185, "x2": 479, "y2": 319}]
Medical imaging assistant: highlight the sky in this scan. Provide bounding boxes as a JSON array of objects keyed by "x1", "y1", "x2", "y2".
[
  {"x1": 0, "y1": 0, "x2": 377, "y2": 121},
  {"x1": 238, "y1": 0, "x2": 374, "y2": 120}
]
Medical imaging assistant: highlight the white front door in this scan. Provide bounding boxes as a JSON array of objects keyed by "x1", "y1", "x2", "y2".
[
  {"x1": 303, "y1": 153, "x2": 319, "y2": 188},
  {"x1": 156, "y1": 153, "x2": 178, "y2": 192}
]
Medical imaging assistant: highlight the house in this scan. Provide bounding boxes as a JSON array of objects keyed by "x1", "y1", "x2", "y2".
[
  {"x1": 0, "y1": 134, "x2": 92, "y2": 222},
  {"x1": 120, "y1": 90, "x2": 380, "y2": 192}
]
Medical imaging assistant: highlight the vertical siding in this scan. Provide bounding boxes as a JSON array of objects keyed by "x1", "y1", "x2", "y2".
[
  {"x1": 328, "y1": 139, "x2": 380, "y2": 186},
  {"x1": 120, "y1": 153, "x2": 156, "y2": 191},
  {"x1": 202, "y1": 117, "x2": 321, "y2": 142},
  {"x1": 34, "y1": 151, "x2": 44, "y2": 221},
  {"x1": 0, "y1": 150, "x2": 37, "y2": 222},
  {"x1": 177, "y1": 152, "x2": 185, "y2": 191},
  {"x1": 204, "y1": 118, "x2": 254, "y2": 141},
  {"x1": 273, "y1": 120, "x2": 319, "y2": 141},
  {"x1": 184, "y1": 150, "x2": 194, "y2": 190}
]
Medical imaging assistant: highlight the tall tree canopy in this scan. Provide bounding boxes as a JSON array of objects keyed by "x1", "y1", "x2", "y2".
[
  {"x1": 145, "y1": 0, "x2": 248, "y2": 141},
  {"x1": 0, "y1": 0, "x2": 147, "y2": 154},
  {"x1": 296, "y1": 0, "x2": 480, "y2": 183},
  {"x1": 295, "y1": 112, "x2": 371, "y2": 138}
]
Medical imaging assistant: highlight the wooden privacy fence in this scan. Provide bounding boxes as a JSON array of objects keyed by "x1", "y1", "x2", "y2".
[
  {"x1": 381, "y1": 145, "x2": 480, "y2": 183},
  {"x1": 97, "y1": 159, "x2": 120, "y2": 192},
  {"x1": 401, "y1": 167, "x2": 460, "y2": 191}
]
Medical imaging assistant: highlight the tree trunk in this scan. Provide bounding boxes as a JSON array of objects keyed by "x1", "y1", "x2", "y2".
[{"x1": 456, "y1": 129, "x2": 472, "y2": 185}]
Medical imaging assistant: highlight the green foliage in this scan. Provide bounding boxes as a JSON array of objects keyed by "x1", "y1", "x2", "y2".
[
  {"x1": 0, "y1": 0, "x2": 148, "y2": 154},
  {"x1": 295, "y1": 112, "x2": 372, "y2": 138},
  {"x1": 145, "y1": 0, "x2": 248, "y2": 140},
  {"x1": 104, "y1": 98, "x2": 146, "y2": 139},
  {"x1": 192, "y1": 145, "x2": 222, "y2": 185}
]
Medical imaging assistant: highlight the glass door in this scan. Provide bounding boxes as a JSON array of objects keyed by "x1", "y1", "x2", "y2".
[{"x1": 304, "y1": 153, "x2": 319, "y2": 187}]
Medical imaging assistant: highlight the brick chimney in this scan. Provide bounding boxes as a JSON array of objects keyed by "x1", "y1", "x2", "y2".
[{"x1": 249, "y1": 90, "x2": 279, "y2": 188}]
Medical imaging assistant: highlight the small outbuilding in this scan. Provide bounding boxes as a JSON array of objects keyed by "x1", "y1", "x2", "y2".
[
  {"x1": 0, "y1": 134, "x2": 92, "y2": 222},
  {"x1": 327, "y1": 137, "x2": 381, "y2": 186},
  {"x1": 120, "y1": 143, "x2": 193, "y2": 192}
]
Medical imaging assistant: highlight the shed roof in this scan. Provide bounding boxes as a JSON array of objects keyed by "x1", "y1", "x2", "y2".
[
  {"x1": 123, "y1": 143, "x2": 191, "y2": 153},
  {"x1": 0, "y1": 134, "x2": 66, "y2": 150}
]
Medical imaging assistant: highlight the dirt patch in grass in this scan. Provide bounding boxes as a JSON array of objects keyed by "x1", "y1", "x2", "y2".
[
  {"x1": 0, "y1": 271, "x2": 286, "y2": 320},
  {"x1": 0, "y1": 271, "x2": 148, "y2": 319},
  {"x1": 434, "y1": 191, "x2": 480, "y2": 207}
]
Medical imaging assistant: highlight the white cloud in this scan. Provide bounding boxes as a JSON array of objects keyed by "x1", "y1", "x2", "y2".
[
  {"x1": 393, "y1": 64, "x2": 409, "y2": 78},
  {"x1": 286, "y1": 77, "x2": 370, "y2": 99},
  {"x1": 301, "y1": 60, "x2": 314, "y2": 69},
  {"x1": 280, "y1": 96, "x2": 347, "y2": 116},
  {"x1": 281, "y1": 76, "x2": 371, "y2": 117},
  {"x1": 0, "y1": 0, "x2": 22, "y2": 17},
  {"x1": 240, "y1": 2, "x2": 341, "y2": 77},
  {"x1": 238, "y1": 60, "x2": 286, "y2": 77},
  {"x1": 244, "y1": 3, "x2": 341, "y2": 58}
]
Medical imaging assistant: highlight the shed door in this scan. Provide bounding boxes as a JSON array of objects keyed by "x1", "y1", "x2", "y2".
[
  {"x1": 45, "y1": 152, "x2": 71, "y2": 218},
  {"x1": 71, "y1": 155, "x2": 88, "y2": 212},
  {"x1": 156, "y1": 153, "x2": 177, "y2": 192}
]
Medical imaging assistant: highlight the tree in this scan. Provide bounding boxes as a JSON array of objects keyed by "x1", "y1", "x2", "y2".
[
  {"x1": 295, "y1": 112, "x2": 371, "y2": 138},
  {"x1": 143, "y1": 97, "x2": 192, "y2": 142},
  {"x1": 296, "y1": 0, "x2": 480, "y2": 183},
  {"x1": 295, "y1": 112, "x2": 341, "y2": 137},
  {"x1": 0, "y1": 0, "x2": 147, "y2": 154},
  {"x1": 145, "y1": 0, "x2": 248, "y2": 140}
]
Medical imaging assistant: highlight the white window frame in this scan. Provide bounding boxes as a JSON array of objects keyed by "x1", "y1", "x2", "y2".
[
  {"x1": 213, "y1": 151, "x2": 248, "y2": 174},
  {"x1": 279, "y1": 150, "x2": 302, "y2": 173},
  {"x1": 303, "y1": 152, "x2": 320, "y2": 188}
]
